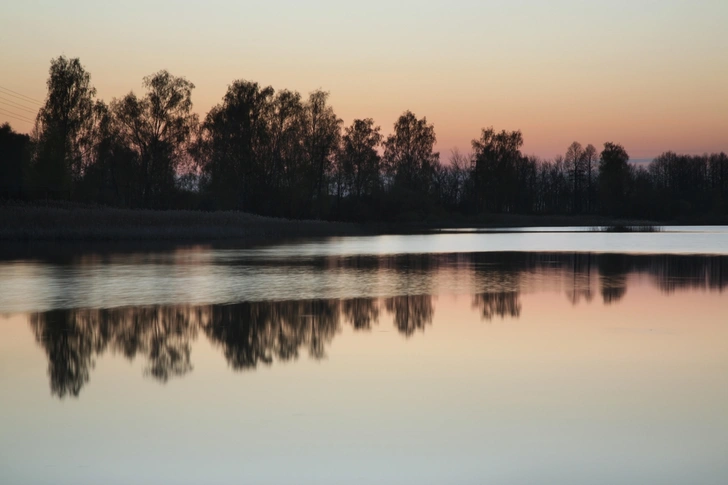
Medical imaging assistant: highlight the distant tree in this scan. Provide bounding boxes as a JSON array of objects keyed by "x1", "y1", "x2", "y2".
[
  {"x1": 266, "y1": 89, "x2": 306, "y2": 217},
  {"x1": 0, "y1": 123, "x2": 31, "y2": 199},
  {"x1": 432, "y1": 149, "x2": 472, "y2": 211},
  {"x1": 34, "y1": 56, "x2": 96, "y2": 198},
  {"x1": 112, "y1": 70, "x2": 196, "y2": 208},
  {"x1": 383, "y1": 111, "x2": 439, "y2": 193},
  {"x1": 564, "y1": 141, "x2": 585, "y2": 213},
  {"x1": 300, "y1": 90, "x2": 342, "y2": 217},
  {"x1": 583, "y1": 144, "x2": 598, "y2": 212},
  {"x1": 708, "y1": 152, "x2": 728, "y2": 214},
  {"x1": 338, "y1": 118, "x2": 383, "y2": 202},
  {"x1": 381, "y1": 111, "x2": 439, "y2": 219},
  {"x1": 598, "y1": 142, "x2": 630, "y2": 215},
  {"x1": 471, "y1": 127, "x2": 523, "y2": 213},
  {"x1": 75, "y1": 100, "x2": 142, "y2": 206},
  {"x1": 198, "y1": 80, "x2": 275, "y2": 210}
]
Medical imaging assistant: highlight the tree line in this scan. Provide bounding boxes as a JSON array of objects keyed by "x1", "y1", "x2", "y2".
[{"x1": 2, "y1": 56, "x2": 727, "y2": 221}]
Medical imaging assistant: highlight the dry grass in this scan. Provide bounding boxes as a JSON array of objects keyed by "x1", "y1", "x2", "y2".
[{"x1": 0, "y1": 201, "x2": 365, "y2": 241}]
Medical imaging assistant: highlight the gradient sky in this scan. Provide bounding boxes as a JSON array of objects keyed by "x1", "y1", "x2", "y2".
[{"x1": 1, "y1": 0, "x2": 726, "y2": 159}]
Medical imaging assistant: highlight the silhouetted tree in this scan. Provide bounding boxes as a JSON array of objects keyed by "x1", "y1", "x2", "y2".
[
  {"x1": 382, "y1": 111, "x2": 438, "y2": 218},
  {"x1": 266, "y1": 89, "x2": 306, "y2": 217},
  {"x1": 33, "y1": 56, "x2": 96, "y2": 199},
  {"x1": 0, "y1": 123, "x2": 31, "y2": 199},
  {"x1": 565, "y1": 141, "x2": 585, "y2": 213},
  {"x1": 432, "y1": 149, "x2": 472, "y2": 212},
  {"x1": 583, "y1": 144, "x2": 599, "y2": 212},
  {"x1": 198, "y1": 80, "x2": 275, "y2": 210},
  {"x1": 75, "y1": 100, "x2": 143, "y2": 206},
  {"x1": 472, "y1": 127, "x2": 523, "y2": 213},
  {"x1": 301, "y1": 90, "x2": 342, "y2": 217},
  {"x1": 599, "y1": 142, "x2": 630, "y2": 216},
  {"x1": 112, "y1": 71, "x2": 197, "y2": 208},
  {"x1": 335, "y1": 118, "x2": 383, "y2": 219}
]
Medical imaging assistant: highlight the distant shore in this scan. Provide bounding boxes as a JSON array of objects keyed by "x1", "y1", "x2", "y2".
[{"x1": 1, "y1": 201, "x2": 723, "y2": 242}]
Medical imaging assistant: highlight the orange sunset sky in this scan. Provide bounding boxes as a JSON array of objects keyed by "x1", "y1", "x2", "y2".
[{"x1": 1, "y1": 0, "x2": 726, "y2": 160}]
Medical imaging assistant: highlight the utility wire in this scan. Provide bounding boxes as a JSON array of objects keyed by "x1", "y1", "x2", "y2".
[
  {"x1": 0, "y1": 85, "x2": 43, "y2": 105},
  {"x1": 0, "y1": 107, "x2": 35, "y2": 124},
  {"x1": 0, "y1": 96, "x2": 38, "y2": 114}
]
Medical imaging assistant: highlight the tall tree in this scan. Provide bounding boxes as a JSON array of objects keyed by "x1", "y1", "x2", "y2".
[
  {"x1": 34, "y1": 56, "x2": 96, "y2": 198},
  {"x1": 564, "y1": 141, "x2": 585, "y2": 213},
  {"x1": 301, "y1": 90, "x2": 342, "y2": 217},
  {"x1": 471, "y1": 128, "x2": 523, "y2": 213},
  {"x1": 583, "y1": 143, "x2": 598, "y2": 213},
  {"x1": 199, "y1": 80, "x2": 275, "y2": 210},
  {"x1": 599, "y1": 142, "x2": 630, "y2": 215},
  {"x1": 338, "y1": 118, "x2": 383, "y2": 200},
  {"x1": 383, "y1": 111, "x2": 438, "y2": 193},
  {"x1": 267, "y1": 89, "x2": 306, "y2": 216},
  {"x1": 112, "y1": 71, "x2": 196, "y2": 208},
  {"x1": 77, "y1": 100, "x2": 142, "y2": 206}
]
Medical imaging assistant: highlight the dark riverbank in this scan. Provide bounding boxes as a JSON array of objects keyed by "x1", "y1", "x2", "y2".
[
  {"x1": 0, "y1": 202, "x2": 366, "y2": 241},
  {"x1": 2, "y1": 201, "x2": 721, "y2": 242}
]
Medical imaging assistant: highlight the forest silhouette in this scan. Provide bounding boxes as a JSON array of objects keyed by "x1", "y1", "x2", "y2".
[
  {"x1": 2, "y1": 56, "x2": 728, "y2": 222},
  {"x1": 27, "y1": 252, "x2": 728, "y2": 398}
]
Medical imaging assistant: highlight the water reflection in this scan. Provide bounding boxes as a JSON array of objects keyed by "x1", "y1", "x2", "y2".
[
  {"x1": 472, "y1": 292, "x2": 522, "y2": 321},
  {"x1": 384, "y1": 295, "x2": 434, "y2": 337},
  {"x1": 30, "y1": 306, "x2": 199, "y2": 397},
  {"x1": 23, "y1": 252, "x2": 728, "y2": 399},
  {"x1": 30, "y1": 298, "x2": 390, "y2": 398},
  {"x1": 3, "y1": 250, "x2": 728, "y2": 312}
]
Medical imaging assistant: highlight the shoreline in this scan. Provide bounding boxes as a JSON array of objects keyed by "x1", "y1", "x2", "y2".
[
  {"x1": 0, "y1": 202, "x2": 367, "y2": 242},
  {"x1": 2, "y1": 201, "x2": 723, "y2": 242}
]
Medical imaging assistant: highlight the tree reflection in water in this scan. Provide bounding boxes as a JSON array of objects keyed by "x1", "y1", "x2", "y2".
[
  {"x1": 384, "y1": 295, "x2": 434, "y2": 337},
  {"x1": 472, "y1": 292, "x2": 521, "y2": 321},
  {"x1": 28, "y1": 253, "x2": 728, "y2": 398}
]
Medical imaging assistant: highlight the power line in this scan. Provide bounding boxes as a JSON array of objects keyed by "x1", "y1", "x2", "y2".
[
  {"x1": 0, "y1": 112, "x2": 33, "y2": 125},
  {"x1": 0, "y1": 108, "x2": 35, "y2": 124},
  {"x1": 0, "y1": 85, "x2": 43, "y2": 105},
  {"x1": 0, "y1": 96, "x2": 38, "y2": 114}
]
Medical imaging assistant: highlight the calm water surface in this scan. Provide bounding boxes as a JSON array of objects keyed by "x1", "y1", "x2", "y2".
[{"x1": 1, "y1": 228, "x2": 727, "y2": 485}]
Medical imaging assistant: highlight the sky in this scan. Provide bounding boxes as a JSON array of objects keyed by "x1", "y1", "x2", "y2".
[{"x1": 1, "y1": 0, "x2": 726, "y2": 159}]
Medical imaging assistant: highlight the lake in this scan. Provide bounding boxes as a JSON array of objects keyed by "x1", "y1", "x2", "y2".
[{"x1": 1, "y1": 228, "x2": 727, "y2": 485}]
